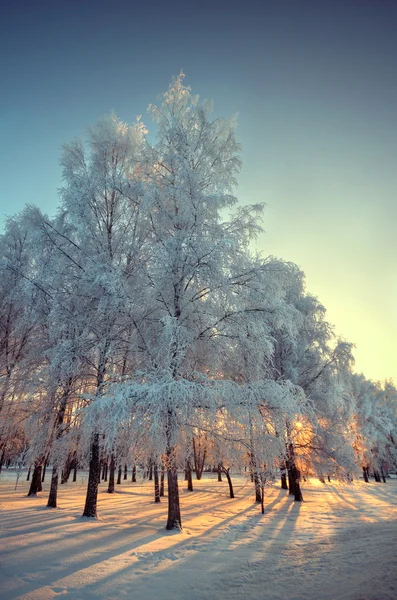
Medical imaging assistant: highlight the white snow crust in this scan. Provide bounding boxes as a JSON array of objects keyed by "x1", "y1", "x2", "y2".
[{"x1": 1, "y1": 472, "x2": 396, "y2": 600}]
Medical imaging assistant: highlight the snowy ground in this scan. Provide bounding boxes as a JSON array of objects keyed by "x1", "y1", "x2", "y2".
[{"x1": 1, "y1": 471, "x2": 396, "y2": 600}]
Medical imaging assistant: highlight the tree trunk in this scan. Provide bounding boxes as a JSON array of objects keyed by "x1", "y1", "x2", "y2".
[
  {"x1": 73, "y1": 464, "x2": 77, "y2": 482},
  {"x1": 281, "y1": 471, "x2": 288, "y2": 490},
  {"x1": 192, "y1": 437, "x2": 206, "y2": 480},
  {"x1": 124, "y1": 464, "x2": 128, "y2": 480},
  {"x1": 327, "y1": 475, "x2": 331, "y2": 483},
  {"x1": 47, "y1": 465, "x2": 59, "y2": 508},
  {"x1": 26, "y1": 466, "x2": 31, "y2": 481},
  {"x1": 291, "y1": 462, "x2": 303, "y2": 501},
  {"x1": 117, "y1": 465, "x2": 122, "y2": 485},
  {"x1": 160, "y1": 464, "x2": 165, "y2": 497},
  {"x1": 363, "y1": 466, "x2": 369, "y2": 483},
  {"x1": 41, "y1": 457, "x2": 48, "y2": 482},
  {"x1": 186, "y1": 459, "x2": 193, "y2": 492},
  {"x1": 222, "y1": 467, "x2": 234, "y2": 499},
  {"x1": 166, "y1": 460, "x2": 182, "y2": 530},
  {"x1": 154, "y1": 463, "x2": 160, "y2": 503},
  {"x1": 131, "y1": 464, "x2": 136, "y2": 483},
  {"x1": 28, "y1": 463, "x2": 43, "y2": 496},
  {"x1": 217, "y1": 463, "x2": 222, "y2": 482},
  {"x1": 148, "y1": 459, "x2": 153, "y2": 481},
  {"x1": 103, "y1": 462, "x2": 108, "y2": 482},
  {"x1": 108, "y1": 454, "x2": 115, "y2": 493},
  {"x1": 374, "y1": 470, "x2": 381, "y2": 483},
  {"x1": 380, "y1": 467, "x2": 386, "y2": 483},
  {"x1": 82, "y1": 433, "x2": 100, "y2": 517}
]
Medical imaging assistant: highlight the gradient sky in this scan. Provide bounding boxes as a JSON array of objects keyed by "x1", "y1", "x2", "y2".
[{"x1": 1, "y1": 0, "x2": 396, "y2": 382}]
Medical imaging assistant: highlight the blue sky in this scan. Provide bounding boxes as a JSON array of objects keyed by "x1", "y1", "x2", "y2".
[{"x1": 1, "y1": 0, "x2": 396, "y2": 381}]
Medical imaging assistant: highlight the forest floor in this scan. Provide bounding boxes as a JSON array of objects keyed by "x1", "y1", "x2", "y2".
[{"x1": 0, "y1": 471, "x2": 396, "y2": 600}]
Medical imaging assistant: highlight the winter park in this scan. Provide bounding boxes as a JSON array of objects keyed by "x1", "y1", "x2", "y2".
[{"x1": 1, "y1": 2, "x2": 397, "y2": 600}]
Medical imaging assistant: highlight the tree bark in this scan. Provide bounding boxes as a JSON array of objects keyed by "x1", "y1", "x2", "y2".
[
  {"x1": 108, "y1": 454, "x2": 115, "y2": 493},
  {"x1": 281, "y1": 471, "x2": 288, "y2": 489},
  {"x1": 82, "y1": 433, "x2": 100, "y2": 517},
  {"x1": 362, "y1": 466, "x2": 369, "y2": 483},
  {"x1": 154, "y1": 463, "x2": 160, "y2": 503},
  {"x1": 192, "y1": 437, "x2": 206, "y2": 480},
  {"x1": 47, "y1": 465, "x2": 59, "y2": 508},
  {"x1": 166, "y1": 460, "x2": 181, "y2": 530},
  {"x1": 28, "y1": 463, "x2": 43, "y2": 496},
  {"x1": 217, "y1": 463, "x2": 222, "y2": 482},
  {"x1": 131, "y1": 464, "x2": 136, "y2": 482},
  {"x1": 117, "y1": 465, "x2": 122, "y2": 485},
  {"x1": 160, "y1": 464, "x2": 165, "y2": 497},
  {"x1": 222, "y1": 466, "x2": 234, "y2": 498},
  {"x1": 124, "y1": 464, "x2": 128, "y2": 480}
]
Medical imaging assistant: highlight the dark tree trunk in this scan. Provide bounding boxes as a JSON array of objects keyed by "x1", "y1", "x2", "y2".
[
  {"x1": 73, "y1": 464, "x2": 77, "y2": 482},
  {"x1": 291, "y1": 463, "x2": 303, "y2": 501},
  {"x1": 117, "y1": 465, "x2": 122, "y2": 485},
  {"x1": 186, "y1": 459, "x2": 193, "y2": 492},
  {"x1": 260, "y1": 484, "x2": 265, "y2": 514},
  {"x1": 131, "y1": 464, "x2": 136, "y2": 482},
  {"x1": 108, "y1": 454, "x2": 115, "y2": 493},
  {"x1": 82, "y1": 433, "x2": 100, "y2": 517},
  {"x1": 217, "y1": 463, "x2": 222, "y2": 482},
  {"x1": 28, "y1": 463, "x2": 43, "y2": 496},
  {"x1": 154, "y1": 463, "x2": 160, "y2": 503},
  {"x1": 26, "y1": 466, "x2": 31, "y2": 481},
  {"x1": 0, "y1": 447, "x2": 5, "y2": 475},
  {"x1": 363, "y1": 466, "x2": 369, "y2": 483},
  {"x1": 47, "y1": 465, "x2": 59, "y2": 508},
  {"x1": 222, "y1": 466, "x2": 234, "y2": 499},
  {"x1": 166, "y1": 461, "x2": 182, "y2": 530},
  {"x1": 160, "y1": 464, "x2": 165, "y2": 497},
  {"x1": 380, "y1": 467, "x2": 387, "y2": 483},
  {"x1": 319, "y1": 476, "x2": 326, "y2": 483},
  {"x1": 374, "y1": 470, "x2": 381, "y2": 482},
  {"x1": 103, "y1": 462, "x2": 108, "y2": 482},
  {"x1": 192, "y1": 438, "x2": 206, "y2": 480},
  {"x1": 124, "y1": 464, "x2": 128, "y2": 480},
  {"x1": 327, "y1": 475, "x2": 331, "y2": 483},
  {"x1": 41, "y1": 458, "x2": 48, "y2": 482},
  {"x1": 101, "y1": 462, "x2": 106, "y2": 480},
  {"x1": 61, "y1": 454, "x2": 73, "y2": 484},
  {"x1": 148, "y1": 459, "x2": 153, "y2": 481},
  {"x1": 281, "y1": 471, "x2": 288, "y2": 490}
]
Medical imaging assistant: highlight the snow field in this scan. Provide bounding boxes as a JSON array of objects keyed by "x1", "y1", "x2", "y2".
[{"x1": 0, "y1": 472, "x2": 396, "y2": 600}]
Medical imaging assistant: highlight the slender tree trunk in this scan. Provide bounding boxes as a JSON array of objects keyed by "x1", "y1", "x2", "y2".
[
  {"x1": 148, "y1": 460, "x2": 153, "y2": 481},
  {"x1": 380, "y1": 467, "x2": 386, "y2": 483},
  {"x1": 160, "y1": 464, "x2": 165, "y2": 497},
  {"x1": 327, "y1": 475, "x2": 331, "y2": 483},
  {"x1": 82, "y1": 433, "x2": 100, "y2": 517},
  {"x1": 222, "y1": 467, "x2": 234, "y2": 499},
  {"x1": 117, "y1": 465, "x2": 122, "y2": 485},
  {"x1": 192, "y1": 438, "x2": 206, "y2": 480},
  {"x1": 374, "y1": 470, "x2": 381, "y2": 483},
  {"x1": 217, "y1": 463, "x2": 222, "y2": 482},
  {"x1": 362, "y1": 466, "x2": 369, "y2": 483},
  {"x1": 103, "y1": 462, "x2": 108, "y2": 482},
  {"x1": 73, "y1": 464, "x2": 77, "y2": 482},
  {"x1": 124, "y1": 464, "x2": 128, "y2": 480},
  {"x1": 28, "y1": 463, "x2": 43, "y2": 496},
  {"x1": 281, "y1": 471, "x2": 288, "y2": 489},
  {"x1": 154, "y1": 463, "x2": 160, "y2": 503},
  {"x1": 42, "y1": 457, "x2": 48, "y2": 482},
  {"x1": 0, "y1": 447, "x2": 5, "y2": 475},
  {"x1": 186, "y1": 459, "x2": 193, "y2": 492},
  {"x1": 26, "y1": 466, "x2": 31, "y2": 481},
  {"x1": 47, "y1": 465, "x2": 59, "y2": 508},
  {"x1": 108, "y1": 454, "x2": 115, "y2": 493},
  {"x1": 131, "y1": 464, "x2": 136, "y2": 483}
]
